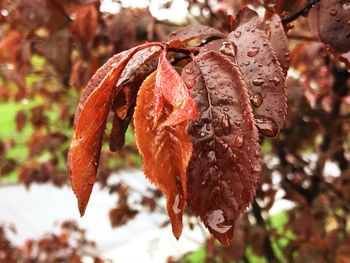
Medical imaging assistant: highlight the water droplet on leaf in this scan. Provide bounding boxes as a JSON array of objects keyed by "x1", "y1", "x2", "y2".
[
  {"x1": 247, "y1": 47, "x2": 260, "y2": 57},
  {"x1": 255, "y1": 116, "x2": 279, "y2": 137},
  {"x1": 250, "y1": 92, "x2": 263, "y2": 107},
  {"x1": 252, "y1": 78, "x2": 265, "y2": 86}
]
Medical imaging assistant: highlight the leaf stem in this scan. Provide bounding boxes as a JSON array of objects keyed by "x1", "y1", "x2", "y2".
[{"x1": 281, "y1": 0, "x2": 320, "y2": 25}]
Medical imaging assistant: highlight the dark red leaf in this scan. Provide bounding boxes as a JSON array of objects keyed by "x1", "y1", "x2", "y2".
[
  {"x1": 266, "y1": 14, "x2": 290, "y2": 76},
  {"x1": 227, "y1": 9, "x2": 287, "y2": 137},
  {"x1": 182, "y1": 51, "x2": 261, "y2": 246},
  {"x1": 153, "y1": 50, "x2": 199, "y2": 127},
  {"x1": 134, "y1": 72, "x2": 193, "y2": 239},
  {"x1": 317, "y1": 0, "x2": 350, "y2": 53}
]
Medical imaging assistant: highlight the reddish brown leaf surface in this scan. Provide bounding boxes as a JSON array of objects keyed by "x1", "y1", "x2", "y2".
[
  {"x1": 267, "y1": 14, "x2": 290, "y2": 76},
  {"x1": 227, "y1": 9, "x2": 287, "y2": 137},
  {"x1": 153, "y1": 50, "x2": 199, "y2": 127},
  {"x1": 71, "y1": 3, "x2": 98, "y2": 46},
  {"x1": 134, "y1": 72, "x2": 193, "y2": 239},
  {"x1": 182, "y1": 51, "x2": 261, "y2": 246},
  {"x1": 73, "y1": 51, "x2": 128, "y2": 126},
  {"x1": 69, "y1": 43, "x2": 158, "y2": 216},
  {"x1": 317, "y1": 0, "x2": 350, "y2": 54},
  {"x1": 165, "y1": 25, "x2": 225, "y2": 44}
]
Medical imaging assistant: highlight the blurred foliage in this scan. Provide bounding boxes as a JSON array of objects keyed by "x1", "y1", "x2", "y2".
[{"x1": 0, "y1": 0, "x2": 350, "y2": 262}]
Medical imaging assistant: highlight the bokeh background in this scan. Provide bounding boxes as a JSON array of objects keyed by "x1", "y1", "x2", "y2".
[{"x1": 0, "y1": 0, "x2": 350, "y2": 262}]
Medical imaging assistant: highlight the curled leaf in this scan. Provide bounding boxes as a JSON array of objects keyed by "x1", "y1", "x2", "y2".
[
  {"x1": 134, "y1": 72, "x2": 192, "y2": 239},
  {"x1": 69, "y1": 43, "x2": 159, "y2": 216},
  {"x1": 153, "y1": 50, "x2": 199, "y2": 127},
  {"x1": 183, "y1": 51, "x2": 261, "y2": 246}
]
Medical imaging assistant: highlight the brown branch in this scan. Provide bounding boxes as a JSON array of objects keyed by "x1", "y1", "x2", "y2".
[
  {"x1": 47, "y1": 0, "x2": 72, "y2": 23},
  {"x1": 282, "y1": 0, "x2": 320, "y2": 25}
]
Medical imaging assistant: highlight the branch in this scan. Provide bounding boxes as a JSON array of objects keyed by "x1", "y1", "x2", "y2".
[{"x1": 282, "y1": 0, "x2": 320, "y2": 25}]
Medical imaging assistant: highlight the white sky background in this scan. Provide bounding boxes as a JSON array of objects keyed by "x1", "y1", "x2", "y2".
[{"x1": 100, "y1": 0, "x2": 189, "y2": 24}]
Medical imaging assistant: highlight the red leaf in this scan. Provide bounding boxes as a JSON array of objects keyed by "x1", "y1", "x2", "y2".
[
  {"x1": 182, "y1": 51, "x2": 261, "y2": 246},
  {"x1": 228, "y1": 9, "x2": 287, "y2": 137},
  {"x1": 68, "y1": 43, "x2": 160, "y2": 216},
  {"x1": 266, "y1": 14, "x2": 290, "y2": 77},
  {"x1": 317, "y1": 0, "x2": 350, "y2": 54},
  {"x1": 134, "y1": 72, "x2": 193, "y2": 239},
  {"x1": 153, "y1": 51, "x2": 199, "y2": 127}
]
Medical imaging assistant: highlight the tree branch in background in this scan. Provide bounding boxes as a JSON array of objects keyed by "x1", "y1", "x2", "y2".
[{"x1": 282, "y1": 0, "x2": 320, "y2": 25}]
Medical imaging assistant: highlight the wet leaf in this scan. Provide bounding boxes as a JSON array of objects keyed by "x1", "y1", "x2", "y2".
[
  {"x1": 165, "y1": 25, "x2": 225, "y2": 44},
  {"x1": 182, "y1": 51, "x2": 261, "y2": 246},
  {"x1": 317, "y1": 0, "x2": 350, "y2": 53},
  {"x1": 134, "y1": 72, "x2": 193, "y2": 239},
  {"x1": 228, "y1": 9, "x2": 287, "y2": 137},
  {"x1": 68, "y1": 44, "x2": 157, "y2": 216},
  {"x1": 267, "y1": 14, "x2": 290, "y2": 76},
  {"x1": 153, "y1": 50, "x2": 199, "y2": 127}
]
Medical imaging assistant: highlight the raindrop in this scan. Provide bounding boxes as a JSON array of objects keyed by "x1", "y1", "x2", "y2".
[
  {"x1": 221, "y1": 113, "x2": 231, "y2": 135},
  {"x1": 185, "y1": 67, "x2": 194, "y2": 74},
  {"x1": 251, "y1": 164, "x2": 261, "y2": 174},
  {"x1": 185, "y1": 78, "x2": 196, "y2": 88},
  {"x1": 273, "y1": 76, "x2": 280, "y2": 85},
  {"x1": 233, "y1": 134, "x2": 244, "y2": 148},
  {"x1": 206, "y1": 123, "x2": 213, "y2": 131},
  {"x1": 255, "y1": 116, "x2": 279, "y2": 137},
  {"x1": 233, "y1": 31, "x2": 241, "y2": 38},
  {"x1": 343, "y1": 3, "x2": 350, "y2": 10},
  {"x1": 172, "y1": 194, "x2": 181, "y2": 215},
  {"x1": 244, "y1": 61, "x2": 250, "y2": 66},
  {"x1": 207, "y1": 151, "x2": 216, "y2": 164},
  {"x1": 247, "y1": 47, "x2": 260, "y2": 57},
  {"x1": 219, "y1": 42, "x2": 236, "y2": 57},
  {"x1": 329, "y1": 9, "x2": 337, "y2": 16},
  {"x1": 206, "y1": 210, "x2": 232, "y2": 234},
  {"x1": 234, "y1": 119, "x2": 242, "y2": 126},
  {"x1": 250, "y1": 92, "x2": 263, "y2": 107},
  {"x1": 88, "y1": 176, "x2": 95, "y2": 185},
  {"x1": 252, "y1": 78, "x2": 265, "y2": 86}
]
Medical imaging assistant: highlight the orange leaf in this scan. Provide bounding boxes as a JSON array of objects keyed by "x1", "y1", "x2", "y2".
[
  {"x1": 153, "y1": 51, "x2": 199, "y2": 127},
  {"x1": 134, "y1": 72, "x2": 193, "y2": 239},
  {"x1": 69, "y1": 43, "x2": 159, "y2": 216}
]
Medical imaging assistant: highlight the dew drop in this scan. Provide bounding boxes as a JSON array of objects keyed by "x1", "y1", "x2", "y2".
[
  {"x1": 88, "y1": 176, "x2": 95, "y2": 185},
  {"x1": 172, "y1": 194, "x2": 181, "y2": 215},
  {"x1": 329, "y1": 9, "x2": 337, "y2": 16},
  {"x1": 233, "y1": 134, "x2": 244, "y2": 148},
  {"x1": 273, "y1": 76, "x2": 280, "y2": 85},
  {"x1": 233, "y1": 31, "x2": 241, "y2": 38},
  {"x1": 250, "y1": 92, "x2": 263, "y2": 107},
  {"x1": 247, "y1": 47, "x2": 260, "y2": 57},
  {"x1": 255, "y1": 116, "x2": 279, "y2": 137},
  {"x1": 252, "y1": 78, "x2": 265, "y2": 86},
  {"x1": 185, "y1": 67, "x2": 194, "y2": 74},
  {"x1": 206, "y1": 210, "x2": 232, "y2": 234},
  {"x1": 221, "y1": 113, "x2": 231, "y2": 135},
  {"x1": 185, "y1": 78, "x2": 196, "y2": 88},
  {"x1": 251, "y1": 164, "x2": 262, "y2": 174},
  {"x1": 244, "y1": 61, "x2": 250, "y2": 66},
  {"x1": 219, "y1": 42, "x2": 236, "y2": 57},
  {"x1": 343, "y1": 3, "x2": 350, "y2": 10}
]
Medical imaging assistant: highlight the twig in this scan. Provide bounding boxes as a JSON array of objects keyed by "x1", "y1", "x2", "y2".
[
  {"x1": 287, "y1": 34, "x2": 319, "y2": 42},
  {"x1": 48, "y1": 0, "x2": 73, "y2": 23},
  {"x1": 282, "y1": 0, "x2": 320, "y2": 25}
]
